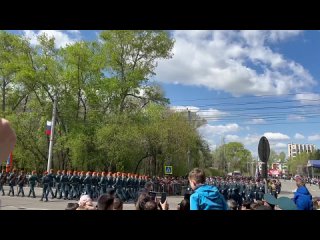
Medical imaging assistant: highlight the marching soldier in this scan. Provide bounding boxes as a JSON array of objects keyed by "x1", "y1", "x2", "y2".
[
  {"x1": 79, "y1": 171, "x2": 86, "y2": 196},
  {"x1": 17, "y1": 170, "x2": 27, "y2": 197},
  {"x1": 40, "y1": 171, "x2": 50, "y2": 202},
  {"x1": 256, "y1": 180, "x2": 265, "y2": 200},
  {"x1": 113, "y1": 172, "x2": 125, "y2": 202},
  {"x1": 47, "y1": 169, "x2": 56, "y2": 199},
  {"x1": 107, "y1": 172, "x2": 114, "y2": 191},
  {"x1": 0, "y1": 169, "x2": 7, "y2": 196},
  {"x1": 28, "y1": 170, "x2": 39, "y2": 198},
  {"x1": 83, "y1": 171, "x2": 92, "y2": 198},
  {"x1": 96, "y1": 172, "x2": 102, "y2": 198},
  {"x1": 126, "y1": 173, "x2": 134, "y2": 201},
  {"x1": 69, "y1": 171, "x2": 79, "y2": 200},
  {"x1": 99, "y1": 172, "x2": 107, "y2": 195},
  {"x1": 54, "y1": 170, "x2": 62, "y2": 198},
  {"x1": 8, "y1": 169, "x2": 17, "y2": 196},
  {"x1": 60, "y1": 170, "x2": 69, "y2": 200},
  {"x1": 91, "y1": 172, "x2": 99, "y2": 199}
]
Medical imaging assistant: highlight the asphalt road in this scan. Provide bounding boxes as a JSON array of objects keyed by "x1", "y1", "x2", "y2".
[{"x1": 0, "y1": 180, "x2": 319, "y2": 210}]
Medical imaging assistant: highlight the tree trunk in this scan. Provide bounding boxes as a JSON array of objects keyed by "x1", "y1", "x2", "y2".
[
  {"x1": 2, "y1": 78, "x2": 6, "y2": 113},
  {"x1": 23, "y1": 95, "x2": 29, "y2": 112}
]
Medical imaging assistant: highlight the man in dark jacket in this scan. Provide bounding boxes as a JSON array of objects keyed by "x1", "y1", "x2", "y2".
[
  {"x1": 293, "y1": 176, "x2": 312, "y2": 210},
  {"x1": 189, "y1": 168, "x2": 228, "y2": 210}
]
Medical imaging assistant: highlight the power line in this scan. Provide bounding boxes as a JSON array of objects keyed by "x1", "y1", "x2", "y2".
[{"x1": 170, "y1": 91, "x2": 320, "y2": 102}]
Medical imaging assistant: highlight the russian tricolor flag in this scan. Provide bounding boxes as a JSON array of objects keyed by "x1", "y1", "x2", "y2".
[
  {"x1": 46, "y1": 121, "x2": 52, "y2": 136},
  {"x1": 6, "y1": 152, "x2": 12, "y2": 166}
]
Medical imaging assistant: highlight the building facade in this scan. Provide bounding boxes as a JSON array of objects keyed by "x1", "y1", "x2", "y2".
[{"x1": 288, "y1": 143, "x2": 316, "y2": 158}]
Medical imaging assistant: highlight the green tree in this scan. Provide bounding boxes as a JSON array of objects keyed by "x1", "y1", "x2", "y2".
[
  {"x1": 99, "y1": 30, "x2": 174, "y2": 113},
  {"x1": 212, "y1": 142, "x2": 252, "y2": 175}
]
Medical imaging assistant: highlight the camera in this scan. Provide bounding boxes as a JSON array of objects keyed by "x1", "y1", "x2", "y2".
[{"x1": 184, "y1": 187, "x2": 194, "y2": 200}]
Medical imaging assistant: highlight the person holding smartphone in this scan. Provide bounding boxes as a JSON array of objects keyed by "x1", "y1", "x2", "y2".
[{"x1": 188, "y1": 168, "x2": 228, "y2": 210}]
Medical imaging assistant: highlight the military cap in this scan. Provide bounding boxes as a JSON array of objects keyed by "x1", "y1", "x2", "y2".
[{"x1": 277, "y1": 197, "x2": 297, "y2": 210}]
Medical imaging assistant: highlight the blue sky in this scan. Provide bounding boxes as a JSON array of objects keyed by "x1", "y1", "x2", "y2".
[{"x1": 7, "y1": 30, "x2": 320, "y2": 158}]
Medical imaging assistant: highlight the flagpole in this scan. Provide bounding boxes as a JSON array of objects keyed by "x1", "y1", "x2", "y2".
[{"x1": 47, "y1": 95, "x2": 57, "y2": 172}]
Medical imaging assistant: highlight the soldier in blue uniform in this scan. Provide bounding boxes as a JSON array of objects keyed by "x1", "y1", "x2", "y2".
[
  {"x1": 28, "y1": 170, "x2": 39, "y2": 198},
  {"x1": 91, "y1": 172, "x2": 99, "y2": 199},
  {"x1": 40, "y1": 171, "x2": 50, "y2": 202},
  {"x1": 47, "y1": 169, "x2": 56, "y2": 199},
  {"x1": 113, "y1": 172, "x2": 125, "y2": 202},
  {"x1": 69, "y1": 171, "x2": 77, "y2": 200},
  {"x1": 54, "y1": 170, "x2": 62, "y2": 198},
  {"x1": 99, "y1": 172, "x2": 107, "y2": 195},
  {"x1": 83, "y1": 171, "x2": 92, "y2": 198},
  {"x1": 17, "y1": 170, "x2": 27, "y2": 197},
  {"x1": 8, "y1": 169, "x2": 17, "y2": 196},
  {"x1": 106, "y1": 172, "x2": 114, "y2": 193},
  {"x1": 220, "y1": 179, "x2": 229, "y2": 200},
  {"x1": 0, "y1": 169, "x2": 7, "y2": 196},
  {"x1": 60, "y1": 170, "x2": 69, "y2": 200},
  {"x1": 256, "y1": 180, "x2": 265, "y2": 200},
  {"x1": 79, "y1": 171, "x2": 86, "y2": 196}
]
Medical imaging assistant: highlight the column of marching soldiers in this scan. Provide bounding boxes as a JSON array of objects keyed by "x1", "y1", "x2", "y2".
[
  {"x1": 0, "y1": 168, "x2": 282, "y2": 206},
  {"x1": 205, "y1": 177, "x2": 282, "y2": 207},
  {"x1": 0, "y1": 169, "x2": 150, "y2": 202}
]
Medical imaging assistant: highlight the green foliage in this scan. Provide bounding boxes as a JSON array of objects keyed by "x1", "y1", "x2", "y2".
[
  {"x1": 204, "y1": 168, "x2": 224, "y2": 177},
  {"x1": 212, "y1": 142, "x2": 253, "y2": 175}
]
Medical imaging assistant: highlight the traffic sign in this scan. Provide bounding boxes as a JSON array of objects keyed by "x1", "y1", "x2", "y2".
[
  {"x1": 164, "y1": 166, "x2": 173, "y2": 175},
  {"x1": 258, "y1": 136, "x2": 270, "y2": 163}
]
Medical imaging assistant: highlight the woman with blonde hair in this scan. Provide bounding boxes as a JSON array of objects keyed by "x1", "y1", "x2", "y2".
[{"x1": 77, "y1": 195, "x2": 95, "y2": 210}]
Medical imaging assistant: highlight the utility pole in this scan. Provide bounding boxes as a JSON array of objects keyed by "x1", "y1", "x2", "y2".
[
  {"x1": 187, "y1": 108, "x2": 191, "y2": 171},
  {"x1": 47, "y1": 94, "x2": 57, "y2": 172}
]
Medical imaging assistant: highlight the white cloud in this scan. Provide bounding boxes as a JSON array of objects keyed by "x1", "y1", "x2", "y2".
[
  {"x1": 198, "y1": 123, "x2": 239, "y2": 137},
  {"x1": 170, "y1": 106, "x2": 227, "y2": 121},
  {"x1": 263, "y1": 132, "x2": 290, "y2": 140},
  {"x1": 22, "y1": 30, "x2": 82, "y2": 48},
  {"x1": 170, "y1": 106, "x2": 199, "y2": 112},
  {"x1": 308, "y1": 134, "x2": 320, "y2": 141},
  {"x1": 67, "y1": 30, "x2": 81, "y2": 34},
  {"x1": 225, "y1": 134, "x2": 240, "y2": 142},
  {"x1": 287, "y1": 115, "x2": 305, "y2": 121},
  {"x1": 294, "y1": 133, "x2": 305, "y2": 140},
  {"x1": 243, "y1": 134, "x2": 261, "y2": 146},
  {"x1": 156, "y1": 30, "x2": 315, "y2": 96},
  {"x1": 246, "y1": 118, "x2": 266, "y2": 124},
  {"x1": 273, "y1": 142, "x2": 287, "y2": 149},
  {"x1": 268, "y1": 30, "x2": 302, "y2": 42},
  {"x1": 197, "y1": 108, "x2": 227, "y2": 120},
  {"x1": 295, "y1": 93, "x2": 320, "y2": 105}
]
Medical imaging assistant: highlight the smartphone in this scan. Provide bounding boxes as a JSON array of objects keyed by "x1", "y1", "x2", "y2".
[
  {"x1": 149, "y1": 191, "x2": 157, "y2": 201},
  {"x1": 161, "y1": 192, "x2": 167, "y2": 204}
]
